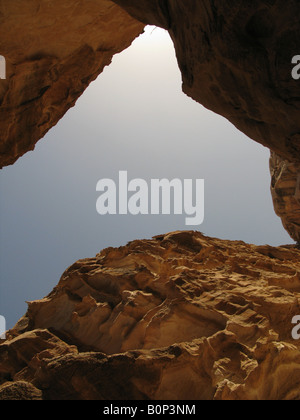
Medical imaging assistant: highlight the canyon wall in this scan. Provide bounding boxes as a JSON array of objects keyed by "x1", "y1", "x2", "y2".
[
  {"x1": 1, "y1": 0, "x2": 300, "y2": 400},
  {"x1": 270, "y1": 153, "x2": 300, "y2": 243},
  {"x1": 0, "y1": 0, "x2": 144, "y2": 168}
]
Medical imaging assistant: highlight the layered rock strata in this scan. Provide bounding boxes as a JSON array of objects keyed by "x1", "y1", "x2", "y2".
[{"x1": 1, "y1": 231, "x2": 300, "y2": 400}]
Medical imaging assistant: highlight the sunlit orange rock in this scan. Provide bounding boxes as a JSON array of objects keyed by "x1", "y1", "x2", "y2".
[
  {"x1": 0, "y1": 0, "x2": 144, "y2": 168},
  {"x1": 1, "y1": 231, "x2": 300, "y2": 400}
]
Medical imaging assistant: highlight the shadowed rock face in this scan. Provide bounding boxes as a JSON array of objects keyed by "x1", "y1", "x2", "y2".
[
  {"x1": 270, "y1": 152, "x2": 300, "y2": 243},
  {"x1": 112, "y1": 0, "x2": 300, "y2": 164},
  {"x1": 0, "y1": 0, "x2": 144, "y2": 168},
  {"x1": 2, "y1": 231, "x2": 300, "y2": 400}
]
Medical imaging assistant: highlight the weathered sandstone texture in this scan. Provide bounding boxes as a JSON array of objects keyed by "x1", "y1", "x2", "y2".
[
  {"x1": 1, "y1": 0, "x2": 300, "y2": 402},
  {"x1": 0, "y1": 0, "x2": 144, "y2": 168},
  {"x1": 270, "y1": 153, "x2": 300, "y2": 243},
  {"x1": 113, "y1": 0, "x2": 300, "y2": 164},
  {"x1": 1, "y1": 231, "x2": 300, "y2": 400}
]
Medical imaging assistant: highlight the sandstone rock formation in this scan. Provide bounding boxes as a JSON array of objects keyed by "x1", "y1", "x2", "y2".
[
  {"x1": 270, "y1": 152, "x2": 300, "y2": 243},
  {"x1": 0, "y1": 0, "x2": 144, "y2": 168},
  {"x1": 1, "y1": 231, "x2": 300, "y2": 400},
  {"x1": 1, "y1": 0, "x2": 300, "y2": 402}
]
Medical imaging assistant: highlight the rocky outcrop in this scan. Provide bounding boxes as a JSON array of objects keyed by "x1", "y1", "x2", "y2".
[
  {"x1": 270, "y1": 152, "x2": 300, "y2": 243},
  {"x1": 1, "y1": 231, "x2": 300, "y2": 400},
  {"x1": 0, "y1": 0, "x2": 144, "y2": 168},
  {"x1": 113, "y1": 0, "x2": 300, "y2": 164}
]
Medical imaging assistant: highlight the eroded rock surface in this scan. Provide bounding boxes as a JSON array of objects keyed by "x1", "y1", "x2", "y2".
[
  {"x1": 270, "y1": 152, "x2": 300, "y2": 243},
  {"x1": 1, "y1": 1, "x2": 300, "y2": 401},
  {"x1": 1, "y1": 231, "x2": 300, "y2": 400},
  {"x1": 0, "y1": 0, "x2": 144, "y2": 168}
]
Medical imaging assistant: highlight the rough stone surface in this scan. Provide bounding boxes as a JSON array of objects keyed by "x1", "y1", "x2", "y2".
[
  {"x1": 270, "y1": 152, "x2": 300, "y2": 243},
  {"x1": 0, "y1": 0, "x2": 144, "y2": 168},
  {"x1": 0, "y1": 381, "x2": 42, "y2": 400},
  {"x1": 2, "y1": 231, "x2": 300, "y2": 400},
  {"x1": 113, "y1": 0, "x2": 300, "y2": 164}
]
